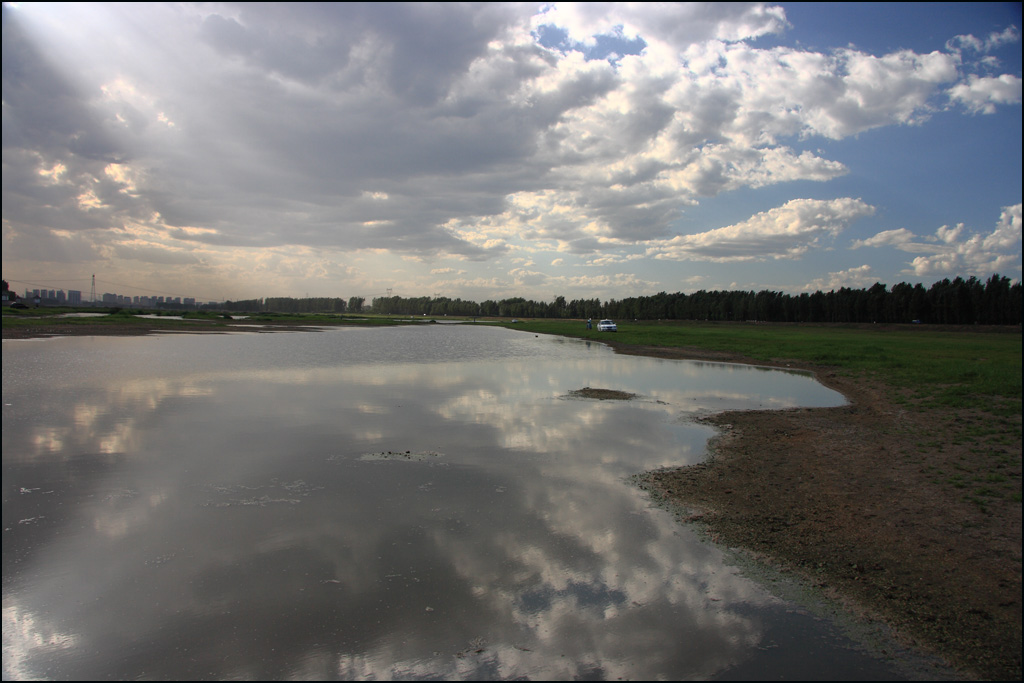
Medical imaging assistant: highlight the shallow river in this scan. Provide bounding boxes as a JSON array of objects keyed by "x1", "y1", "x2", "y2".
[{"x1": 3, "y1": 325, "x2": 905, "y2": 679}]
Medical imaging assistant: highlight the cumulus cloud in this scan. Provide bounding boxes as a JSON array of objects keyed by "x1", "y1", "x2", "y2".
[
  {"x1": 946, "y1": 25, "x2": 1020, "y2": 54},
  {"x1": 944, "y1": 25, "x2": 1021, "y2": 113},
  {"x1": 849, "y1": 228, "x2": 916, "y2": 249},
  {"x1": 802, "y1": 264, "x2": 877, "y2": 292},
  {"x1": 2, "y1": 3, "x2": 1020, "y2": 299},
  {"x1": 853, "y1": 204, "x2": 1022, "y2": 278},
  {"x1": 949, "y1": 74, "x2": 1023, "y2": 113},
  {"x1": 646, "y1": 198, "x2": 875, "y2": 262},
  {"x1": 531, "y1": 2, "x2": 789, "y2": 49}
]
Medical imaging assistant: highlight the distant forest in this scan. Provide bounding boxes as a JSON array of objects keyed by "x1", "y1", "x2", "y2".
[{"x1": 222, "y1": 274, "x2": 1022, "y2": 325}]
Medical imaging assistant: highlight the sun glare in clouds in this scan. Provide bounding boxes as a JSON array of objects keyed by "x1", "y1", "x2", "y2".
[{"x1": 2, "y1": 3, "x2": 1020, "y2": 301}]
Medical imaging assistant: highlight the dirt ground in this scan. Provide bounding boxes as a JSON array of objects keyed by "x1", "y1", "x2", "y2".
[
  {"x1": 611, "y1": 342, "x2": 1021, "y2": 681},
  {"x1": 4, "y1": 321, "x2": 1021, "y2": 679}
]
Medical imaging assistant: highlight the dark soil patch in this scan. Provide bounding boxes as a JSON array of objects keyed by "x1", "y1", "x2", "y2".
[{"x1": 569, "y1": 387, "x2": 637, "y2": 400}]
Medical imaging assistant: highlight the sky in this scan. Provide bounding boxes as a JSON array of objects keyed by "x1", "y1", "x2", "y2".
[{"x1": 2, "y1": 2, "x2": 1021, "y2": 304}]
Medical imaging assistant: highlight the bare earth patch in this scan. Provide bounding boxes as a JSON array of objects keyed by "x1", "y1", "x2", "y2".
[{"x1": 569, "y1": 387, "x2": 637, "y2": 400}]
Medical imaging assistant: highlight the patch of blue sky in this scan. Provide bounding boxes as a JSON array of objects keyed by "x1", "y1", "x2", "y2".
[
  {"x1": 534, "y1": 23, "x2": 647, "y2": 63},
  {"x1": 769, "y1": 2, "x2": 1022, "y2": 56}
]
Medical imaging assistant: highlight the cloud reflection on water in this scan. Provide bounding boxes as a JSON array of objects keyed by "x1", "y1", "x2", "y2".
[{"x1": 2, "y1": 326, "x2": 863, "y2": 680}]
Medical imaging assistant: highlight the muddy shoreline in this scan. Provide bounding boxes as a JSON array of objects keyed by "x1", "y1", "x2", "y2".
[
  {"x1": 4, "y1": 321, "x2": 1020, "y2": 679},
  {"x1": 610, "y1": 342, "x2": 1021, "y2": 681}
]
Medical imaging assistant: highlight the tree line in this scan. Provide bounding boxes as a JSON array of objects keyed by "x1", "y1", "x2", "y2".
[
  {"x1": 599, "y1": 275, "x2": 1020, "y2": 325},
  {"x1": 207, "y1": 274, "x2": 1020, "y2": 325},
  {"x1": 367, "y1": 295, "x2": 600, "y2": 319},
  {"x1": 214, "y1": 296, "x2": 365, "y2": 314},
  {"x1": 371, "y1": 275, "x2": 1020, "y2": 325}
]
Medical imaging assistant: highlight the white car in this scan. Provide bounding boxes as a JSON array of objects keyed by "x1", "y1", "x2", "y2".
[{"x1": 597, "y1": 319, "x2": 617, "y2": 332}]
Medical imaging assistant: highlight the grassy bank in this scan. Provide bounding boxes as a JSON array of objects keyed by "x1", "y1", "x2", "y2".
[
  {"x1": 0, "y1": 308, "x2": 418, "y2": 334},
  {"x1": 1, "y1": 308, "x2": 232, "y2": 333},
  {"x1": 511, "y1": 319, "x2": 1022, "y2": 508},
  {"x1": 507, "y1": 319, "x2": 1022, "y2": 414}
]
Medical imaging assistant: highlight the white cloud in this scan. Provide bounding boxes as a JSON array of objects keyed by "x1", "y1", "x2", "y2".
[
  {"x1": 822, "y1": 49, "x2": 958, "y2": 135},
  {"x1": 946, "y1": 25, "x2": 1020, "y2": 54},
  {"x1": 2, "y1": 4, "x2": 1020, "y2": 300},
  {"x1": 646, "y1": 198, "x2": 875, "y2": 262},
  {"x1": 670, "y1": 41, "x2": 960, "y2": 143},
  {"x1": 849, "y1": 228, "x2": 916, "y2": 249},
  {"x1": 531, "y1": 2, "x2": 789, "y2": 50},
  {"x1": 854, "y1": 204, "x2": 1022, "y2": 278},
  {"x1": 509, "y1": 267, "x2": 550, "y2": 288},
  {"x1": 949, "y1": 74, "x2": 1023, "y2": 114},
  {"x1": 802, "y1": 264, "x2": 876, "y2": 292}
]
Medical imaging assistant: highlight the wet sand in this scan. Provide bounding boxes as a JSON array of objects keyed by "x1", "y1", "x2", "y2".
[{"x1": 4, "y1": 320, "x2": 1020, "y2": 679}]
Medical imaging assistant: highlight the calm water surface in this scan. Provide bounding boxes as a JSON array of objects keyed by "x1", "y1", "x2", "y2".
[{"x1": 3, "y1": 325, "x2": 902, "y2": 680}]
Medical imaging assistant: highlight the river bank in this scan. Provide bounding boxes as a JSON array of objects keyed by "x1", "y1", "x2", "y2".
[
  {"x1": 611, "y1": 341, "x2": 1020, "y2": 681},
  {"x1": 0, "y1": 318, "x2": 324, "y2": 339},
  {"x1": 4, "y1": 320, "x2": 1020, "y2": 679}
]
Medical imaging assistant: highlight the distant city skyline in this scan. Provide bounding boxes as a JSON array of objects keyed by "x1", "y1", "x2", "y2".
[
  {"x1": 9, "y1": 281, "x2": 200, "y2": 308},
  {"x1": 3, "y1": 3, "x2": 1021, "y2": 302},
  {"x1": 6, "y1": 275, "x2": 221, "y2": 306}
]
